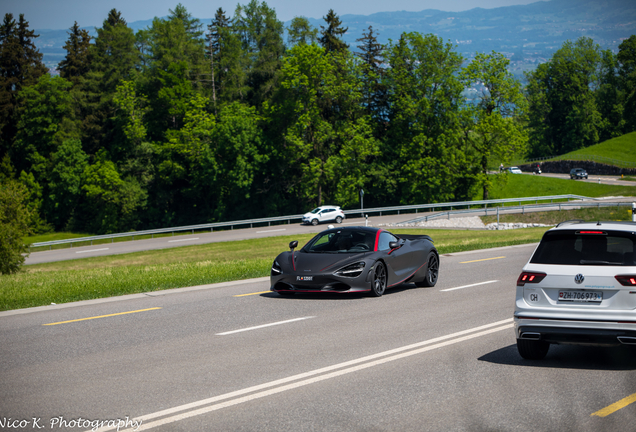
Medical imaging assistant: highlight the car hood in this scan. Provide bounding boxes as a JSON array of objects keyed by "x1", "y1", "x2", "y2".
[{"x1": 291, "y1": 251, "x2": 370, "y2": 273}]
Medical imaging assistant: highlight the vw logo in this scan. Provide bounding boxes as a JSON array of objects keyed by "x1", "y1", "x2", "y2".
[{"x1": 574, "y1": 274, "x2": 585, "y2": 284}]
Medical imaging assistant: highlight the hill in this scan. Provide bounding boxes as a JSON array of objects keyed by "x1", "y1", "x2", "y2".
[{"x1": 35, "y1": 0, "x2": 636, "y2": 76}]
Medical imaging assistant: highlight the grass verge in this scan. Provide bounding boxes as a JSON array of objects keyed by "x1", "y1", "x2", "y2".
[
  {"x1": 2, "y1": 228, "x2": 548, "y2": 311},
  {"x1": 480, "y1": 206, "x2": 632, "y2": 225}
]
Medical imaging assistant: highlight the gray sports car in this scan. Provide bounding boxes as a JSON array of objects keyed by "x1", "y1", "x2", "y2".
[{"x1": 270, "y1": 226, "x2": 439, "y2": 297}]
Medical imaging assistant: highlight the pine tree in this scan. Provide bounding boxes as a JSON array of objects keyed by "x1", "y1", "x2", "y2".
[
  {"x1": 58, "y1": 21, "x2": 92, "y2": 85},
  {"x1": 207, "y1": 8, "x2": 231, "y2": 112},
  {"x1": 319, "y1": 10, "x2": 348, "y2": 54},
  {"x1": 355, "y1": 26, "x2": 388, "y2": 122},
  {"x1": 0, "y1": 13, "x2": 47, "y2": 156},
  {"x1": 287, "y1": 17, "x2": 318, "y2": 47}
]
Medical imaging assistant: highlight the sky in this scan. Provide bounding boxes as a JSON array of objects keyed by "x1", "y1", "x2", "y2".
[{"x1": 2, "y1": 0, "x2": 545, "y2": 30}]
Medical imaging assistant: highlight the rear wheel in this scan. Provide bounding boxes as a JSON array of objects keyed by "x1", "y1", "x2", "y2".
[
  {"x1": 335, "y1": 216, "x2": 343, "y2": 224},
  {"x1": 415, "y1": 252, "x2": 439, "y2": 287},
  {"x1": 517, "y1": 338, "x2": 549, "y2": 360},
  {"x1": 369, "y1": 262, "x2": 387, "y2": 297}
]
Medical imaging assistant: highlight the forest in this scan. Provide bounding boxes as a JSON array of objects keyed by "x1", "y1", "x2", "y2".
[{"x1": 1, "y1": 1, "x2": 635, "y2": 238}]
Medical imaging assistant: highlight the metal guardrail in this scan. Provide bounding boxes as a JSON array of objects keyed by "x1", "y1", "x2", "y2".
[
  {"x1": 30, "y1": 194, "x2": 591, "y2": 249},
  {"x1": 401, "y1": 200, "x2": 633, "y2": 224}
]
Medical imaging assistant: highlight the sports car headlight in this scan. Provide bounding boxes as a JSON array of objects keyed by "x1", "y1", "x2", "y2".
[
  {"x1": 271, "y1": 260, "x2": 282, "y2": 275},
  {"x1": 335, "y1": 261, "x2": 365, "y2": 278}
]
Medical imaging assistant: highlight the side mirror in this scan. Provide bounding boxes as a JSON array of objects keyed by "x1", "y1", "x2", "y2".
[
  {"x1": 289, "y1": 240, "x2": 299, "y2": 251},
  {"x1": 389, "y1": 241, "x2": 399, "y2": 249}
]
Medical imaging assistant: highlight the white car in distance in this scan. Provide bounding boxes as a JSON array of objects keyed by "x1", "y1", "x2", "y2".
[
  {"x1": 302, "y1": 206, "x2": 346, "y2": 226},
  {"x1": 514, "y1": 221, "x2": 636, "y2": 360}
]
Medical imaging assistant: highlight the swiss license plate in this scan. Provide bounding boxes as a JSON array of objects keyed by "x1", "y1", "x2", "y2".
[{"x1": 558, "y1": 291, "x2": 603, "y2": 302}]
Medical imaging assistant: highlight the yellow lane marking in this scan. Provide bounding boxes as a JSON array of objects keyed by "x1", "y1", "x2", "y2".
[
  {"x1": 43, "y1": 307, "x2": 162, "y2": 326},
  {"x1": 234, "y1": 291, "x2": 271, "y2": 297},
  {"x1": 460, "y1": 256, "x2": 505, "y2": 264},
  {"x1": 591, "y1": 392, "x2": 636, "y2": 418}
]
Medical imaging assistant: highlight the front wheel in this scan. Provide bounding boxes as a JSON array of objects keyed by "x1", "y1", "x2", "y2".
[
  {"x1": 311, "y1": 219, "x2": 318, "y2": 226},
  {"x1": 415, "y1": 252, "x2": 439, "y2": 287},
  {"x1": 517, "y1": 339, "x2": 549, "y2": 360},
  {"x1": 369, "y1": 262, "x2": 387, "y2": 297}
]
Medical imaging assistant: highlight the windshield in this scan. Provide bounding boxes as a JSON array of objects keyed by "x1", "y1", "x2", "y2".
[
  {"x1": 304, "y1": 230, "x2": 376, "y2": 253},
  {"x1": 531, "y1": 230, "x2": 635, "y2": 266},
  {"x1": 310, "y1": 208, "x2": 321, "y2": 214}
]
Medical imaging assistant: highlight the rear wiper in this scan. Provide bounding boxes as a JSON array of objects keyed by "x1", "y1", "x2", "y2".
[{"x1": 579, "y1": 260, "x2": 622, "y2": 265}]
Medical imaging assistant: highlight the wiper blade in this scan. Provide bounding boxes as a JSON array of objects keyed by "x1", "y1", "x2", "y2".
[{"x1": 579, "y1": 260, "x2": 622, "y2": 265}]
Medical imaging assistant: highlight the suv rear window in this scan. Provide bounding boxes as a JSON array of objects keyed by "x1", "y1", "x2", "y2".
[{"x1": 530, "y1": 229, "x2": 636, "y2": 266}]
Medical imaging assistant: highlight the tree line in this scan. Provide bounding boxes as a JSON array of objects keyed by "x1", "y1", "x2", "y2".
[{"x1": 1, "y1": 2, "x2": 635, "y2": 246}]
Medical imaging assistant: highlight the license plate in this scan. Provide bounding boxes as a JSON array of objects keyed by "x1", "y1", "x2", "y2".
[
  {"x1": 297, "y1": 276, "x2": 313, "y2": 281},
  {"x1": 558, "y1": 291, "x2": 603, "y2": 302}
]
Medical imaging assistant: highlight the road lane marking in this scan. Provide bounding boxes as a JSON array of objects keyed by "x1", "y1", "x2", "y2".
[
  {"x1": 460, "y1": 256, "x2": 505, "y2": 264},
  {"x1": 591, "y1": 392, "x2": 636, "y2": 417},
  {"x1": 440, "y1": 280, "x2": 499, "y2": 292},
  {"x1": 43, "y1": 307, "x2": 162, "y2": 326},
  {"x1": 256, "y1": 228, "x2": 286, "y2": 233},
  {"x1": 234, "y1": 291, "x2": 271, "y2": 297},
  {"x1": 216, "y1": 317, "x2": 315, "y2": 335},
  {"x1": 168, "y1": 237, "x2": 199, "y2": 243},
  {"x1": 75, "y1": 248, "x2": 109, "y2": 254},
  {"x1": 93, "y1": 318, "x2": 513, "y2": 432}
]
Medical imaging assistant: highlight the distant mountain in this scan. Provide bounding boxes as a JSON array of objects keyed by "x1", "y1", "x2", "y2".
[{"x1": 36, "y1": 0, "x2": 635, "y2": 81}]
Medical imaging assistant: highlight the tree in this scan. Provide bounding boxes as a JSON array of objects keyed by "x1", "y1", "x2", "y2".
[
  {"x1": 206, "y1": 8, "x2": 231, "y2": 112},
  {"x1": 381, "y1": 33, "x2": 467, "y2": 206},
  {"x1": 0, "y1": 179, "x2": 32, "y2": 274},
  {"x1": 44, "y1": 139, "x2": 88, "y2": 230},
  {"x1": 618, "y1": 35, "x2": 636, "y2": 132},
  {"x1": 0, "y1": 13, "x2": 47, "y2": 155},
  {"x1": 287, "y1": 17, "x2": 318, "y2": 47},
  {"x1": 319, "y1": 10, "x2": 348, "y2": 54},
  {"x1": 460, "y1": 51, "x2": 528, "y2": 200},
  {"x1": 58, "y1": 21, "x2": 92, "y2": 85},
  {"x1": 355, "y1": 26, "x2": 388, "y2": 125},
  {"x1": 526, "y1": 37, "x2": 602, "y2": 157},
  {"x1": 11, "y1": 75, "x2": 79, "y2": 182}
]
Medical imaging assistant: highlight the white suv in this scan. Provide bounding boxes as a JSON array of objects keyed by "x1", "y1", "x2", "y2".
[
  {"x1": 302, "y1": 206, "x2": 346, "y2": 226},
  {"x1": 514, "y1": 221, "x2": 636, "y2": 359}
]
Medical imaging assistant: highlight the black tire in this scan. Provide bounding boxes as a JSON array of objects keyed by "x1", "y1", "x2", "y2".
[
  {"x1": 415, "y1": 252, "x2": 439, "y2": 287},
  {"x1": 517, "y1": 338, "x2": 549, "y2": 360},
  {"x1": 369, "y1": 262, "x2": 387, "y2": 297},
  {"x1": 311, "y1": 219, "x2": 318, "y2": 226},
  {"x1": 335, "y1": 216, "x2": 343, "y2": 224}
]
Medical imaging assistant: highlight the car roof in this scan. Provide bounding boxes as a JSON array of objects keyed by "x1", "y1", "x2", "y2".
[
  {"x1": 316, "y1": 205, "x2": 341, "y2": 209},
  {"x1": 551, "y1": 220, "x2": 636, "y2": 232}
]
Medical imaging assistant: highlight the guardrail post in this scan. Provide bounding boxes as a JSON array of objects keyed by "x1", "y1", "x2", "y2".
[{"x1": 497, "y1": 206, "x2": 499, "y2": 228}]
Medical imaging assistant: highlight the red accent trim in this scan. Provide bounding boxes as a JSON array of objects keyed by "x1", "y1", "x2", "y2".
[
  {"x1": 388, "y1": 261, "x2": 428, "y2": 288},
  {"x1": 577, "y1": 231, "x2": 606, "y2": 234},
  {"x1": 292, "y1": 251, "x2": 296, "y2": 271},
  {"x1": 374, "y1": 230, "x2": 382, "y2": 252}
]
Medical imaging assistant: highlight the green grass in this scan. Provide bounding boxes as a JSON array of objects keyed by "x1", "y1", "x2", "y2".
[
  {"x1": 2, "y1": 228, "x2": 548, "y2": 311},
  {"x1": 481, "y1": 206, "x2": 632, "y2": 225},
  {"x1": 564, "y1": 132, "x2": 636, "y2": 166},
  {"x1": 482, "y1": 173, "x2": 636, "y2": 201}
]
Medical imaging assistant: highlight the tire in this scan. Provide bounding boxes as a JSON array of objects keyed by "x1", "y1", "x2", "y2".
[
  {"x1": 369, "y1": 262, "x2": 387, "y2": 297},
  {"x1": 311, "y1": 219, "x2": 318, "y2": 226},
  {"x1": 516, "y1": 338, "x2": 549, "y2": 360},
  {"x1": 415, "y1": 252, "x2": 439, "y2": 287},
  {"x1": 335, "y1": 216, "x2": 343, "y2": 224}
]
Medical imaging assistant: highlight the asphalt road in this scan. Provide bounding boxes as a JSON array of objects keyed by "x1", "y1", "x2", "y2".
[{"x1": 2, "y1": 244, "x2": 635, "y2": 431}]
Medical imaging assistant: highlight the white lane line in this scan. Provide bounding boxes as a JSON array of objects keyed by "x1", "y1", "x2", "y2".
[
  {"x1": 440, "y1": 280, "x2": 499, "y2": 292},
  {"x1": 256, "y1": 228, "x2": 287, "y2": 233},
  {"x1": 167, "y1": 237, "x2": 199, "y2": 243},
  {"x1": 75, "y1": 248, "x2": 109, "y2": 254},
  {"x1": 94, "y1": 318, "x2": 513, "y2": 432},
  {"x1": 216, "y1": 317, "x2": 315, "y2": 335}
]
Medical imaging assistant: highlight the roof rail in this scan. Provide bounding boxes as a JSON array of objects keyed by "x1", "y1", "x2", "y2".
[{"x1": 555, "y1": 220, "x2": 586, "y2": 228}]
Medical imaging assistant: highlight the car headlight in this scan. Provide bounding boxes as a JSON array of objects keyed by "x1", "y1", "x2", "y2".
[
  {"x1": 335, "y1": 261, "x2": 365, "y2": 278},
  {"x1": 271, "y1": 260, "x2": 282, "y2": 275}
]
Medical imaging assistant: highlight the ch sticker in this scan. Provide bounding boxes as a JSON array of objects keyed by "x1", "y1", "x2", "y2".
[{"x1": 529, "y1": 293, "x2": 539, "y2": 302}]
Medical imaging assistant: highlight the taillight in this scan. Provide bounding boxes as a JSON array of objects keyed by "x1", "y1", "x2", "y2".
[
  {"x1": 615, "y1": 275, "x2": 636, "y2": 286},
  {"x1": 517, "y1": 272, "x2": 547, "y2": 286}
]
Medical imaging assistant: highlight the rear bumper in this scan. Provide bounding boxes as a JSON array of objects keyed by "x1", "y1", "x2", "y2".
[{"x1": 515, "y1": 316, "x2": 636, "y2": 346}]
